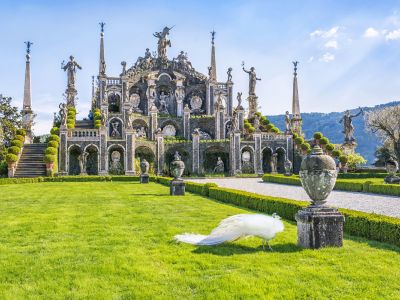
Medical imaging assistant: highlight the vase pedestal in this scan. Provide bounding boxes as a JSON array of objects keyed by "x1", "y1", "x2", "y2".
[
  {"x1": 140, "y1": 174, "x2": 149, "y2": 184},
  {"x1": 170, "y1": 179, "x2": 185, "y2": 196},
  {"x1": 295, "y1": 206, "x2": 345, "y2": 249}
]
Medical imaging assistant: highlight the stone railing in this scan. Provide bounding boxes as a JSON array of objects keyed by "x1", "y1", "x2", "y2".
[
  {"x1": 261, "y1": 133, "x2": 288, "y2": 141},
  {"x1": 68, "y1": 129, "x2": 100, "y2": 141},
  {"x1": 107, "y1": 77, "x2": 122, "y2": 85}
]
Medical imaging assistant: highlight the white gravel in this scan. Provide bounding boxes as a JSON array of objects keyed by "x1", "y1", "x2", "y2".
[{"x1": 189, "y1": 178, "x2": 400, "y2": 218}]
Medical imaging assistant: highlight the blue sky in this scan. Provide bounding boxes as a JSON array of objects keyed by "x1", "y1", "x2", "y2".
[{"x1": 2, "y1": 0, "x2": 400, "y2": 134}]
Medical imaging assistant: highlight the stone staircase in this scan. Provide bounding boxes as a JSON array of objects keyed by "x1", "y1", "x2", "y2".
[{"x1": 14, "y1": 143, "x2": 47, "y2": 178}]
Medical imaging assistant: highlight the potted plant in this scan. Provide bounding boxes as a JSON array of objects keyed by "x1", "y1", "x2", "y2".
[{"x1": 44, "y1": 154, "x2": 56, "y2": 171}]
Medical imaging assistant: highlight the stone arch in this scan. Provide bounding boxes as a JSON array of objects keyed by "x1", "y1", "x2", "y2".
[
  {"x1": 262, "y1": 147, "x2": 273, "y2": 173},
  {"x1": 203, "y1": 145, "x2": 229, "y2": 174},
  {"x1": 84, "y1": 144, "x2": 99, "y2": 175},
  {"x1": 275, "y1": 147, "x2": 286, "y2": 174},
  {"x1": 135, "y1": 146, "x2": 156, "y2": 174},
  {"x1": 241, "y1": 145, "x2": 255, "y2": 174},
  {"x1": 108, "y1": 92, "x2": 121, "y2": 113},
  {"x1": 132, "y1": 119, "x2": 149, "y2": 138},
  {"x1": 68, "y1": 144, "x2": 82, "y2": 175},
  {"x1": 107, "y1": 144, "x2": 125, "y2": 175},
  {"x1": 108, "y1": 117, "x2": 123, "y2": 139}
]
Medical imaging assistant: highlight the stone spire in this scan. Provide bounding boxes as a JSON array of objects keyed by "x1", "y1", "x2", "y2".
[
  {"x1": 209, "y1": 30, "x2": 217, "y2": 82},
  {"x1": 22, "y1": 41, "x2": 34, "y2": 143},
  {"x1": 99, "y1": 22, "x2": 106, "y2": 76},
  {"x1": 291, "y1": 61, "x2": 302, "y2": 134}
]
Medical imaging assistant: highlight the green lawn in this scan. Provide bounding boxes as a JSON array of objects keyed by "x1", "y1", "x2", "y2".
[{"x1": 0, "y1": 182, "x2": 399, "y2": 299}]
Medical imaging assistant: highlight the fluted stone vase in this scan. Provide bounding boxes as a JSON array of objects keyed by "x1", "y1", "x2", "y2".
[
  {"x1": 170, "y1": 153, "x2": 185, "y2": 195},
  {"x1": 140, "y1": 159, "x2": 150, "y2": 184},
  {"x1": 295, "y1": 146, "x2": 345, "y2": 249}
]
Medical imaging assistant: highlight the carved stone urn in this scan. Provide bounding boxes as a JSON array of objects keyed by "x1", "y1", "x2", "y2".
[
  {"x1": 384, "y1": 158, "x2": 400, "y2": 184},
  {"x1": 140, "y1": 159, "x2": 150, "y2": 175},
  {"x1": 170, "y1": 152, "x2": 185, "y2": 180},
  {"x1": 295, "y1": 145, "x2": 344, "y2": 249},
  {"x1": 299, "y1": 145, "x2": 337, "y2": 206}
]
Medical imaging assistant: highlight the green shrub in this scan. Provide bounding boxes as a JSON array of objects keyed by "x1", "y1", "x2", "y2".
[
  {"x1": 294, "y1": 137, "x2": 304, "y2": 145},
  {"x1": 313, "y1": 132, "x2": 323, "y2": 139},
  {"x1": 94, "y1": 120, "x2": 101, "y2": 129},
  {"x1": 45, "y1": 147, "x2": 58, "y2": 155},
  {"x1": 44, "y1": 154, "x2": 56, "y2": 164},
  {"x1": 6, "y1": 153, "x2": 18, "y2": 163},
  {"x1": 48, "y1": 135, "x2": 60, "y2": 143},
  {"x1": 248, "y1": 126, "x2": 255, "y2": 133},
  {"x1": 300, "y1": 143, "x2": 311, "y2": 151},
  {"x1": 339, "y1": 155, "x2": 348, "y2": 164},
  {"x1": 332, "y1": 149, "x2": 342, "y2": 158},
  {"x1": 50, "y1": 127, "x2": 60, "y2": 135},
  {"x1": 326, "y1": 143, "x2": 335, "y2": 151},
  {"x1": 67, "y1": 122, "x2": 74, "y2": 129},
  {"x1": 48, "y1": 141, "x2": 59, "y2": 148},
  {"x1": 16, "y1": 128, "x2": 26, "y2": 136},
  {"x1": 270, "y1": 127, "x2": 279, "y2": 133},
  {"x1": 14, "y1": 135, "x2": 25, "y2": 142},
  {"x1": 319, "y1": 137, "x2": 329, "y2": 145},
  {"x1": 10, "y1": 140, "x2": 23, "y2": 148},
  {"x1": 202, "y1": 182, "x2": 218, "y2": 196},
  {"x1": 292, "y1": 132, "x2": 299, "y2": 139},
  {"x1": 7, "y1": 146, "x2": 21, "y2": 155}
]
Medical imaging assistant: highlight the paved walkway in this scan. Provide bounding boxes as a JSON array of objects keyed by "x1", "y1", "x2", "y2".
[{"x1": 189, "y1": 178, "x2": 400, "y2": 218}]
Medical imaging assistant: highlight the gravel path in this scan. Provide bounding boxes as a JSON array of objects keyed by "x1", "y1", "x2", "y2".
[{"x1": 189, "y1": 178, "x2": 400, "y2": 218}]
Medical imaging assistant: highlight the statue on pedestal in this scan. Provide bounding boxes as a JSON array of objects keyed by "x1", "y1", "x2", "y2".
[
  {"x1": 237, "y1": 92, "x2": 243, "y2": 108},
  {"x1": 213, "y1": 157, "x2": 225, "y2": 173},
  {"x1": 59, "y1": 103, "x2": 68, "y2": 126},
  {"x1": 242, "y1": 61, "x2": 261, "y2": 96},
  {"x1": 61, "y1": 56, "x2": 82, "y2": 88},
  {"x1": 78, "y1": 152, "x2": 89, "y2": 175},
  {"x1": 339, "y1": 108, "x2": 363, "y2": 143},
  {"x1": 227, "y1": 67, "x2": 233, "y2": 82},
  {"x1": 285, "y1": 111, "x2": 291, "y2": 133},
  {"x1": 153, "y1": 26, "x2": 173, "y2": 59},
  {"x1": 271, "y1": 153, "x2": 278, "y2": 173},
  {"x1": 111, "y1": 121, "x2": 120, "y2": 137}
]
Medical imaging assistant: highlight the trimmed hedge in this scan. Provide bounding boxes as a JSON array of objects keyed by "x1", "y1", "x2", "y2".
[
  {"x1": 48, "y1": 141, "x2": 59, "y2": 149},
  {"x1": 262, "y1": 174, "x2": 400, "y2": 196},
  {"x1": 16, "y1": 128, "x2": 26, "y2": 136},
  {"x1": 50, "y1": 127, "x2": 60, "y2": 135},
  {"x1": 11, "y1": 140, "x2": 23, "y2": 148},
  {"x1": 7, "y1": 146, "x2": 21, "y2": 155},
  {"x1": 48, "y1": 135, "x2": 60, "y2": 143},
  {"x1": 6, "y1": 154, "x2": 18, "y2": 163},
  {"x1": 45, "y1": 147, "x2": 58, "y2": 155},
  {"x1": 14, "y1": 135, "x2": 25, "y2": 142}
]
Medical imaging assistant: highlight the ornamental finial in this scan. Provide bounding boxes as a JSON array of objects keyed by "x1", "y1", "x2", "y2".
[
  {"x1": 293, "y1": 61, "x2": 299, "y2": 76},
  {"x1": 211, "y1": 30, "x2": 216, "y2": 45},
  {"x1": 99, "y1": 22, "x2": 105, "y2": 33},
  {"x1": 24, "y1": 41, "x2": 33, "y2": 55}
]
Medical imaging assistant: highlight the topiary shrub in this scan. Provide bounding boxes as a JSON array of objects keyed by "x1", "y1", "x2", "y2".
[
  {"x1": 50, "y1": 127, "x2": 60, "y2": 135},
  {"x1": 294, "y1": 137, "x2": 304, "y2": 145},
  {"x1": 248, "y1": 126, "x2": 255, "y2": 133},
  {"x1": 313, "y1": 132, "x2": 323, "y2": 139},
  {"x1": 48, "y1": 134, "x2": 60, "y2": 143},
  {"x1": 48, "y1": 141, "x2": 59, "y2": 148},
  {"x1": 339, "y1": 155, "x2": 348, "y2": 164},
  {"x1": 44, "y1": 154, "x2": 56, "y2": 164},
  {"x1": 67, "y1": 122, "x2": 74, "y2": 129},
  {"x1": 332, "y1": 149, "x2": 342, "y2": 158},
  {"x1": 326, "y1": 143, "x2": 335, "y2": 151},
  {"x1": 271, "y1": 127, "x2": 279, "y2": 133},
  {"x1": 319, "y1": 137, "x2": 329, "y2": 145},
  {"x1": 292, "y1": 132, "x2": 299, "y2": 139},
  {"x1": 14, "y1": 135, "x2": 25, "y2": 142},
  {"x1": 266, "y1": 124, "x2": 273, "y2": 131},
  {"x1": 94, "y1": 120, "x2": 101, "y2": 129},
  {"x1": 6, "y1": 153, "x2": 18, "y2": 163},
  {"x1": 16, "y1": 128, "x2": 26, "y2": 136},
  {"x1": 11, "y1": 140, "x2": 23, "y2": 148},
  {"x1": 301, "y1": 142, "x2": 311, "y2": 151},
  {"x1": 7, "y1": 146, "x2": 21, "y2": 155},
  {"x1": 45, "y1": 147, "x2": 57, "y2": 155}
]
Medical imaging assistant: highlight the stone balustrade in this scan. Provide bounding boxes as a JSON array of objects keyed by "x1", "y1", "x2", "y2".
[
  {"x1": 261, "y1": 133, "x2": 288, "y2": 141},
  {"x1": 107, "y1": 77, "x2": 121, "y2": 85},
  {"x1": 68, "y1": 129, "x2": 99, "y2": 141}
]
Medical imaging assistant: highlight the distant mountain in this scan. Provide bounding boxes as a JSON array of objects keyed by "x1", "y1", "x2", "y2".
[{"x1": 267, "y1": 101, "x2": 400, "y2": 164}]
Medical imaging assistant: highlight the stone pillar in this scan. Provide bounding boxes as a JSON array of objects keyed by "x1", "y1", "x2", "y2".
[
  {"x1": 99, "y1": 127, "x2": 108, "y2": 175},
  {"x1": 183, "y1": 105, "x2": 191, "y2": 140},
  {"x1": 192, "y1": 130, "x2": 200, "y2": 174},
  {"x1": 155, "y1": 129, "x2": 165, "y2": 175},
  {"x1": 214, "y1": 106, "x2": 225, "y2": 140},
  {"x1": 149, "y1": 105, "x2": 158, "y2": 141},
  {"x1": 253, "y1": 131, "x2": 263, "y2": 175},
  {"x1": 58, "y1": 126, "x2": 68, "y2": 176},
  {"x1": 7, "y1": 164, "x2": 16, "y2": 178},
  {"x1": 206, "y1": 81, "x2": 211, "y2": 115},
  {"x1": 227, "y1": 81, "x2": 233, "y2": 116},
  {"x1": 229, "y1": 131, "x2": 241, "y2": 175},
  {"x1": 146, "y1": 76, "x2": 156, "y2": 116},
  {"x1": 237, "y1": 106, "x2": 245, "y2": 132},
  {"x1": 210, "y1": 85, "x2": 215, "y2": 115},
  {"x1": 125, "y1": 129, "x2": 136, "y2": 175},
  {"x1": 175, "y1": 77, "x2": 185, "y2": 117}
]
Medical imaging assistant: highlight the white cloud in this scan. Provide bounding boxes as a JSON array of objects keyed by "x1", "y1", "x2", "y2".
[
  {"x1": 364, "y1": 27, "x2": 380, "y2": 38},
  {"x1": 319, "y1": 52, "x2": 335, "y2": 62},
  {"x1": 307, "y1": 56, "x2": 314, "y2": 63},
  {"x1": 385, "y1": 29, "x2": 400, "y2": 40},
  {"x1": 310, "y1": 26, "x2": 340, "y2": 39},
  {"x1": 324, "y1": 40, "x2": 338, "y2": 49}
]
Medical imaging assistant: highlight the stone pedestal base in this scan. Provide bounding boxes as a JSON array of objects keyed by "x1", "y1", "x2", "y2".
[
  {"x1": 140, "y1": 174, "x2": 149, "y2": 184},
  {"x1": 384, "y1": 176, "x2": 400, "y2": 184},
  {"x1": 170, "y1": 179, "x2": 185, "y2": 196},
  {"x1": 295, "y1": 206, "x2": 345, "y2": 249}
]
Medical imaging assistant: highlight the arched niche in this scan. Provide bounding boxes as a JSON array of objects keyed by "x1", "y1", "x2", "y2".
[
  {"x1": 108, "y1": 93, "x2": 121, "y2": 113},
  {"x1": 68, "y1": 144, "x2": 82, "y2": 175},
  {"x1": 241, "y1": 146, "x2": 254, "y2": 174},
  {"x1": 135, "y1": 146, "x2": 155, "y2": 174},
  {"x1": 84, "y1": 144, "x2": 99, "y2": 175},
  {"x1": 204, "y1": 146, "x2": 229, "y2": 174},
  {"x1": 108, "y1": 144, "x2": 125, "y2": 175},
  {"x1": 109, "y1": 118, "x2": 123, "y2": 138},
  {"x1": 276, "y1": 147, "x2": 286, "y2": 174},
  {"x1": 262, "y1": 147, "x2": 273, "y2": 173}
]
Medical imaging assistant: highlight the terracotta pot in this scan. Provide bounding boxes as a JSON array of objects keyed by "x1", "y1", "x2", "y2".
[{"x1": 46, "y1": 163, "x2": 54, "y2": 170}]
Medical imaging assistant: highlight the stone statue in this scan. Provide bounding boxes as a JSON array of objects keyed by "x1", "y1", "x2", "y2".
[
  {"x1": 158, "y1": 92, "x2": 169, "y2": 114},
  {"x1": 121, "y1": 61, "x2": 127, "y2": 75},
  {"x1": 109, "y1": 150, "x2": 123, "y2": 174},
  {"x1": 284, "y1": 158, "x2": 293, "y2": 176},
  {"x1": 237, "y1": 92, "x2": 243, "y2": 107},
  {"x1": 111, "y1": 121, "x2": 120, "y2": 137},
  {"x1": 208, "y1": 66, "x2": 212, "y2": 77},
  {"x1": 140, "y1": 158, "x2": 150, "y2": 175},
  {"x1": 227, "y1": 67, "x2": 233, "y2": 82},
  {"x1": 101, "y1": 110, "x2": 107, "y2": 126},
  {"x1": 254, "y1": 114, "x2": 260, "y2": 131},
  {"x1": 61, "y1": 55, "x2": 82, "y2": 88},
  {"x1": 78, "y1": 152, "x2": 89, "y2": 175},
  {"x1": 384, "y1": 158, "x2": 400, "y2": 184},
  {"x1": 59, "y1": 103, "x2": 68, "y2": 126},
  {"x1": 231, "y1": 110, "x2": 238, "y2": 132},
  {"x1": 242, "y1": 62, "x2": 261, "y2": 95},
  {"x1": 136, "y1": 127, "x2": 147, "y2": 138},
  {"x1": 213, "y1": 157, "x2": 225, "y2": 173},
  {"x1": 285, "y1": 111, "x2": 291, "y2": 132},
  {"x1": 153, "y1": 26, "x2": 173, "y2": 59},
  {"x1": 339, "y1": 108, "x2": 363, "y2": 143},
  {"x1": 271, "y1": 153, "x2": 278, "y2": 173},
  {"x1": 175, "y1": 51, "x2": 193, "y2": 71}
]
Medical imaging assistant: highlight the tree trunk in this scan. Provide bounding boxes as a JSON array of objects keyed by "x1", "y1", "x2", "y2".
[{"x1": 394, "y1": 139, "x2": 400, "y2": 163}]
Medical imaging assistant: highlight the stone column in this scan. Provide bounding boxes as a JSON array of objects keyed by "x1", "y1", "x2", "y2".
[
  {"x1": 214, "y1": 106, "x2": 225, "y2": 140},
  {"x1": 229, "y1": 131, "x2": 241, "y2": 175},
  {"x1": 253, "y1": 131, "x2": 263, "y2": 175},
  {"x1": 155, "y1": 129, "x2": 164, "y2": 175},
  {"x1": 237, "y1": 106, "x2": 245, "y2": 132},
  {"x1": 149, "y1": 105, "x2": 158, "y2": 141},
  {"x1": 192, "y1": 130, "x2": 200, "y2": 174},
  {"x1": 58, "y1": 126, "x2": 68, "y2": 176},
  {"x1": 175, "y1": 77, "x2": 185, "y2": 117},
  {"x1": 146, "y1": 76, "x2": 156, "y2": 116},
  {"x1": 210, "y1": 85, "x2": 215, "y2": 115},
  {"x1": 99, "y1": 126, "x2": 108, "y2": 175},
  {"x1": 205, "y1": 81, "x2": 211, "y2": 115},
  {"x1": 125, "y1": 128, "x2": 136, "y2": 175},
  {"x1": 227, "y1": 81, "x2": 233, "y2": 116},
  {"x1": 183, "y1": 105, "x2": 191, "y2": 140}
]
